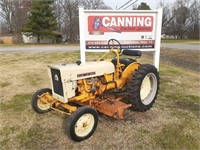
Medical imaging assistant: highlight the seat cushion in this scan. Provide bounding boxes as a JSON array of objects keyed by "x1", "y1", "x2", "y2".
[{"x1": 122, "y1": 49, "x2": 142, "y2": 57}]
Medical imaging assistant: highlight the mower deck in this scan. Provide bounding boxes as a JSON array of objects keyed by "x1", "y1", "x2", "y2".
[{"x1": 75, "y1": 96, "x2": 132, "y2": 119}]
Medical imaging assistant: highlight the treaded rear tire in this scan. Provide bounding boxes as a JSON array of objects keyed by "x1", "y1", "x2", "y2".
[{"x1": 127, "y1": 64, "x2": 159, "y2": 111}]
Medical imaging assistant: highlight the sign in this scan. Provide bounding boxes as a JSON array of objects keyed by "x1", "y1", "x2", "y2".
[
  {"x1": 79, "y1": 7, "x2": 163, "y2": 70},
  {"x1": 88, "y1": 16, "x2": 154, "y2": 33}
]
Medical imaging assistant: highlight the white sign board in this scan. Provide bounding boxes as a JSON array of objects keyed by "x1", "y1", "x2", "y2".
[{"x1": 79, "y1": 7, "x2": 163, "y2": 70}]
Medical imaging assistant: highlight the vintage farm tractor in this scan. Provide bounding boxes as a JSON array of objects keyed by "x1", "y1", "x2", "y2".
[{"x1": 31, "y1": 39, "x2": 159, "y2": 142}]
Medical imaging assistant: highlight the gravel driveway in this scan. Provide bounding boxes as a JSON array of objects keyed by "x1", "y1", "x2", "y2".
[
  {"x1": 161, "y1": 43, "x2": 200, "y2": 50},
  {"x1": 0, "y1": 45, "x2": 80, "y2": 52},
  {"x1": 0, "y1": 43, "x2": 199, "y2": 52}
]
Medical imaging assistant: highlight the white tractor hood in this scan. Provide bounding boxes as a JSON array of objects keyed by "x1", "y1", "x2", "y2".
[{"x1": 49, "y1": 61, "x2": 115, "y2": 82}]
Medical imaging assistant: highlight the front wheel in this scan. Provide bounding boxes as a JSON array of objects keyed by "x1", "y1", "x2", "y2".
[
  {"x1": 31, "y1": 88, "x2": 52, "y2": 113},
  {"x1": 67, "y1": 106, "x2": 98, "y2": 142},
  {"x1": 127, "y1": 64, "x2": 159, "y2": 111}
]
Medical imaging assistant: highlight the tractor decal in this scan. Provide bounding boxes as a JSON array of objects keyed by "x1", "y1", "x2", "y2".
[{"x1": 77, "y1": 72, "x2": 96, "y2": 78}]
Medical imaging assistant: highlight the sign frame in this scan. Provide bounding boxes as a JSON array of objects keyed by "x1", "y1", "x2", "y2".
[{"x1": 79, "y1": 7, "x2": 163, "y2": 70}]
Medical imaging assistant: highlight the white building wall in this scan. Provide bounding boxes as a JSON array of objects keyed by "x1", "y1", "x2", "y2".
[{"x1": 22, "y1": 33, "x2": 53, "y2": 43}]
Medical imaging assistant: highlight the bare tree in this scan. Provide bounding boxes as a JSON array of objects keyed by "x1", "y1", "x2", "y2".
[
  {"x1": 54, "y1": 0, "x2": 65, "y2": 32},
  {"x1": 0, "y1": 0, "x2": 14, "y2": 34},
  {"x1": 173, "y1": 0, "x2": 191, "y2": 38},
  {"x1": 61, "y1": 0, "x2": 79, "y2": 42},
  {"x1": 80, "y1": 0, "x2": 111, "y2": 9},
  {"x1": 187, "y1": 0, "x2": 199, "y2": 39},
  {"x1": 0, "y1": 21, "x2": 8, "y2": 35},
  {"x1": 161, "y1": 0, "x2": 199, "y2": 39},
  {"x1": 0, "y1": 0, "x2": 31, "y2": 36},
  {"x1": 54, "y1": 0, "x2": 111, "y2": 42},
  {"x1": 160, "y1": 1, "x2": 174, "y2": 32}
]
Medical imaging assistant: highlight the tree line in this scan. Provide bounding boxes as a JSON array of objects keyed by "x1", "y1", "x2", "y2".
[
  {"x1": 0, "y1": 0, "x2": 111, "y2": 43},
  {"x1": 0, "y1": 0, "x2": 199, "y2": 43},
  {"x1": 160, "y1": 0, "x2": 199, "y2": 39}
]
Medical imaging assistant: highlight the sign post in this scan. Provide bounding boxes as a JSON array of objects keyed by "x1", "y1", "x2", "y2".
[
  {"x1": 79, "y1": 7, "x2": 163, "y2": 70},
  {"x1": 79, "y1": 6, "x2": 86, "y2": 64}
]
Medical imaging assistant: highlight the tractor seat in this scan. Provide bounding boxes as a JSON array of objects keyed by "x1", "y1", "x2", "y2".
[
  {"x1": 111, "y1": 58, "x2": 135, "y2": 71},
  {"x1": 122, "y1": 49, "x2": 142, "y2": 57}
]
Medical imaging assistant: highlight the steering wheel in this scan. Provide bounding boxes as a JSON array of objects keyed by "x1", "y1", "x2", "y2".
[{"x1": 108, "y1": 39, "x2": 122, "y2": 51}]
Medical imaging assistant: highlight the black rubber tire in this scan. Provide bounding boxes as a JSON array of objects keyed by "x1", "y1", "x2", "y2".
[
  {"x1": 127, "y1": 64, "x2": 159, "y2": 111},
  {"x1": 67, "y1": 106, "x2": 98, "y2": 142},
  {"x1": 31, "y1": 88, "x2": 52, "y2": 114}
]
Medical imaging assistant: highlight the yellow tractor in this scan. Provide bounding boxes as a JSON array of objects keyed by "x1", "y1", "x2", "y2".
[{"x1": 32, "y1": 39, "x2": 159, "y2": 142}]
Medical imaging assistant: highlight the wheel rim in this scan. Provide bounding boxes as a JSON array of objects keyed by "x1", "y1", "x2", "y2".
[
  {"x1": 37, "y1": 97, "x2": 50, "y2": 110},
  {"x1": 140, "y1": 73, "x2": 157, "y2": 105},
  {"x1": 75, "y1": 113, "x2": 95, "y2": 137}
]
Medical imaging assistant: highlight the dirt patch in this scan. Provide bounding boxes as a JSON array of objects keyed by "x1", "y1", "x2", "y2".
[
  {"x1": 175, "y1": 101, "x2": 199, "y2": 112},
  {"x1": 145, "y1": 48, "x2": 200, "y2": 72},
  {"x1": 161, "y1": 48, "x2": 200, "y2": 72}
]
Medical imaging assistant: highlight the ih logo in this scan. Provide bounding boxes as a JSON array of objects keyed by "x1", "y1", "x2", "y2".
[
  {"x1": 54, "y1": 74, "x2": 59, "y2": 81},
  {"x1": 88, "y1": 16, "x2": 153, "y2": 34},
  {"x1": 93, "y1": 17, "x2": 101, "y2": 30}
]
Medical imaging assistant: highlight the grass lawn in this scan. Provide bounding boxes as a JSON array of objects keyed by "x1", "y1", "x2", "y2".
[{"x1": 0, "y1": 50, "x2": 199, "y2": 149}]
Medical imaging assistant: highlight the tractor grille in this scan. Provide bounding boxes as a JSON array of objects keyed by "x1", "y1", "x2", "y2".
[{"x1": 50, "y1": 69, "x2": 64, "y2": 96}]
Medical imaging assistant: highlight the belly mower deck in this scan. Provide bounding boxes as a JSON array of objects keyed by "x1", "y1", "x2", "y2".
[{"x1": 74, "y1": 96, "x2": 132, "y2": 119}]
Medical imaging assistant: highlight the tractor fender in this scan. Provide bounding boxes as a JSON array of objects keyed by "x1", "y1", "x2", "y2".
[{"x1": 122, "y1": 62, "x2": 141, "y2": 79}]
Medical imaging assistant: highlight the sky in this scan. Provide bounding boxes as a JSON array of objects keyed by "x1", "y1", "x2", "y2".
[{"x1": 104, "y1": 0, "x2": 176, "y2": 10}]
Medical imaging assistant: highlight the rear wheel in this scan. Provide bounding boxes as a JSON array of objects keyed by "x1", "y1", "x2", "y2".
[
  {"x1": 67, "y1": 106, "x2": 98, "y2": 142},
  {"x1": 127, "y1": 64, "x2": 159, "y2": 111},
  {"x1": 31, "y1": 88, "x2": 52, "y2": 113}
]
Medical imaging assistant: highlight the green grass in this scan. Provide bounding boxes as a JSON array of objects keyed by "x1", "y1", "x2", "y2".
[
  {"x1": 16, "y1": 124, "x2": 56, "y2": 149},
  {"x1": 161, "y1": 39, "x2": 200, "y2": 44},
  {"x1": 0, "y1": 126, "x2": 20, "y2": 148},
  {"x1": 0, "y1": 81, "x2": 11, "y2": 88},
  {"x1": 165, "y1": 94, "x2": 199, "y2": 115},
  {"x1": 0, "y1": 93, "x2": 32, "y2": 112},
  {"x1": 165, "y1": 94, "x2": 199, "y2": 103},
  {"x1": 0, "y1": 43, "x2": 26, "y2": 47},
  {"x1": 24, "y1": 73, "x2": 43, "y2": 86},
  {"x1": 153, "y1": 122, "x2": 199, "y2": 149},
  {"x1": 26, "y1": 52, "x2": 80, "y2": 63}
]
